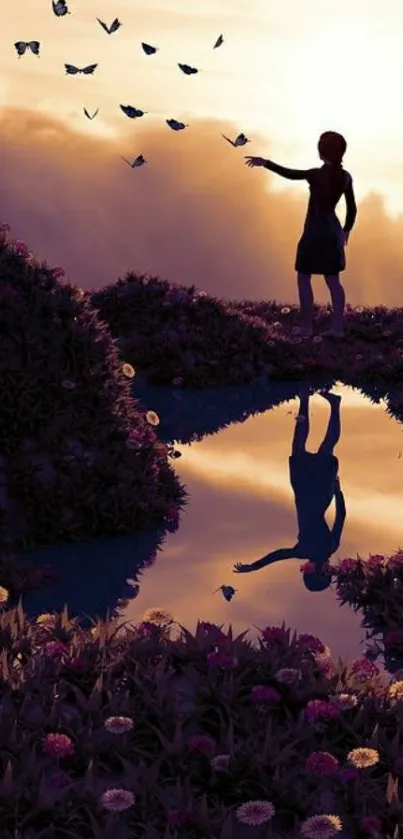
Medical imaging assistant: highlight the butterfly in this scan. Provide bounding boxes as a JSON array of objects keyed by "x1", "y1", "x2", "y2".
[
  {"x1": 141, "y1": 42, "x2": 158, "y2": 55},
  {"x1": 14, "y1": 41, "x2": 40, "y2": 57},
  {"x1": 52, "y1": 0, "x2": 70, "y2": 16},
  {"x1": 120, "y1": 105, "x2": 147, "y2": 119},
  {"x1": 97, "y1": 17, "x2": 121, "y2": 34},
  {"x1": 178, "y1": 63, "x2": 199, "y2": 75},
  {"x1": 213, "y1": 585, "x2": 237, "y2": 602},
  {"x1": 166, "y1": 119, "x2": 188, "y2": 131},
  {"x1": 64, "y1": 64, "x2": 98, "y2": 75},
  {"x1": 213, "y1": 34, "x2": 224, "y2": 48},
  {"x1": 121, "y1": 154, "x2": 146, "y2": 168},
  {"x1": 222, "y1": 132, "x2": 250, "y2": 147},
  {"x1": 83, "y1": 107, "x2": 99, "y2": 119}
]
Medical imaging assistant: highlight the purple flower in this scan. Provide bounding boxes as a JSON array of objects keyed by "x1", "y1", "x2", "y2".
[
  {"x1": 187, "y1": 733, "x2": 216, "y2": 757},
  {"x1": 250, "y1": 685, "x2": 282, "y2": 703},
  {"x1": 12, "y1": 239, "x2": 29, "y2": 256},
  {"x1": 305, "y1": 699, "x2": 341, "y2": 723}
]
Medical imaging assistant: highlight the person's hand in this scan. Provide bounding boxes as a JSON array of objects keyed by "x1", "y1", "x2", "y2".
[
  {"x1": 244, "y1": 156, "x2": 266, "y2": 168},
  {"x1": 233, "y1": 562, "x2": 252, "y2": 573}
]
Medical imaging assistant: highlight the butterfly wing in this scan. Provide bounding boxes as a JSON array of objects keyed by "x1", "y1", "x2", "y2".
[
  {"x1": 29, "y1": 41, "x2": 40, "y2": 55},
  {"x1": 82, "y1": 64, "x2": 98, "y2": 74},
  {"x1": 65, "y1": 64, "x2": 79, "y2": 74},
  {"x1": 97, "y1": 18, "x2": 107, "y2": 32},
  {"x1": 110, "y1": 18, "x2": 121, "y2": 32},
  {"x1": 14, "y1": 41, "x2": 27, "y2": 56},
  {"x1": 214, "y1": 34, "x2": 223, "y2": 48},
  {"x1": 142, "y1": 42, "x2": 156, "y2": 55},
  {"x1": 120, "y1": 104, "x2": 135, "y2": 117}
]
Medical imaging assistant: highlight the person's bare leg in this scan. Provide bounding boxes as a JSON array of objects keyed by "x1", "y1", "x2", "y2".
[
  {"x1": 317, "y1": 392, "x2": 341, "y2": 454},
  {"x1": 292, "y1": 391, "x2": 310, "y2": 454},
  {"x1": 323, "y1": 273, "x2": 345, "y2": 336},
  {"x1": 297, "y1": 273, "x2": 314, "y2": 337}
]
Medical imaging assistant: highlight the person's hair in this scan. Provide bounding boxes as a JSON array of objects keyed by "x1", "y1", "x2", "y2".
[
  {"x1": 302, "y1": 568, "x2": 332, "y2": 591},
  {"x1": 317, "y1": 131, "x2": 348, "y2": 199}
]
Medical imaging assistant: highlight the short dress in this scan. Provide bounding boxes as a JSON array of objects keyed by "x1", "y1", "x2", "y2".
[
  {"x1": 295, "y1": 167, "x2": 356, "y2": 275},
  {"x1": 262, "y1": 160, "x2": 357, "y2": 276}
]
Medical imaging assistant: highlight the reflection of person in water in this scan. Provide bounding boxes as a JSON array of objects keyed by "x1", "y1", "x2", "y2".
[{"x1": 233, "y1": 386, "x2": 346, "y2": 591}]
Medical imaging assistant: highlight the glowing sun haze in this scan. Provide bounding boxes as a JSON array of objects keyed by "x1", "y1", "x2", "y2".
[{"x1": 2, "y1": 0, "x2": 403, "y2": 303}]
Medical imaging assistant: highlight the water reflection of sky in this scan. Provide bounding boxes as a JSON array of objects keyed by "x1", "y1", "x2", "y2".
[
  {"x1": 21, "y1": 380, "x2": 403, "y2": 665},
  {"x1": 118, "y1": 382, "x2": 403, "y2": 661}
]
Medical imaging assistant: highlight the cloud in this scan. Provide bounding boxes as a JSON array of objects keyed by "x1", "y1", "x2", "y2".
[{"x1": 1, "y1": 106, "x2": 403, "y2": 305}]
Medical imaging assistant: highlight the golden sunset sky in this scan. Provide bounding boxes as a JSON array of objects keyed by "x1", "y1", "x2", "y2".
[{"x1": 2, "y1": 0, "x2": 403, "y2": 303}]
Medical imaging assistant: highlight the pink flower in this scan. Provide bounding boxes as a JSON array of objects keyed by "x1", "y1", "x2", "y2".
[
  {"x1": 305, "y1": 699, "x2": 341, "y2": 723},
  {"x1": 338, "y1": 557, "x2": 361, "y2": 574},
  {"x1": 44, "y1": 641, "x2": 69, "y2": 658},
  {"x1": 42, "y1": 733, "x2": 75, "y2": 757},
  {"x1": 350, "y1": 658, "x2": 380, "y2": 681},
  {"x1": 187, "y1": 734, "x2": 216, "y2": 757},
  {"x1": 297, "y1": 633, "x2": 326, "y2": 654},
  {"x1": 359, "y1": 814, "x2": 382, "y2": 834},
  {"x1": 12, "y1": 239, "x2": 29, "y2": 256},
  {"x1": 306, "y1": 750, "x2": 339, "y2": 776},
  {"x1": 260, "y1": 625, "x2": 289, "y2": 644},
  {"x1": 0, "y1": 222, "x2": 11, "y2": 232},
  {"x1": 366, "y1": 554, "x2": 385, "y2": 569},
  {"x1": 300, "y1": 561, "x2": 316, "y2": 574},
  {"x1": 250, "y1": 685, "x2": 282, "y2": 703},
  {"x1": 206, "y1": 649, "x2": 237, "y2": 668},
  {"x1": 52, "y1": 266, "x2": 65, "y2": 279}
]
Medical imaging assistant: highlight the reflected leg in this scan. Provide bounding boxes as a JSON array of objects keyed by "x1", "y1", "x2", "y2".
[
  {"x1": 292, "y1": 394, "x2": 310, "y2": 454},
  {"x1": 317, "y1": 393, "x2": 341, "y2": 454}
]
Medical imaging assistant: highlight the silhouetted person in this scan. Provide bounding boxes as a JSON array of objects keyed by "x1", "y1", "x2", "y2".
[
  {"x1": 245, "y1": 131, "x2": 357, "y2": 339},
  {"x1": 233, "y1": 387, "x2": 346, "y2": 591}
]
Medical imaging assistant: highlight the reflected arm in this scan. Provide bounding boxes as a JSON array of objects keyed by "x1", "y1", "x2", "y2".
[
  {"x1": 247, "y1": 547, "x2": 297, "y2": 571},
  {"x1": 263, "y1": 160, "x2": 314, "y2": 181}
]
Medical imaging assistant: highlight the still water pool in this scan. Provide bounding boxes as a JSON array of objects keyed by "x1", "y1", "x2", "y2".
[{"x1": 21, "y1": 380, "x2": 403, "y2": 666}]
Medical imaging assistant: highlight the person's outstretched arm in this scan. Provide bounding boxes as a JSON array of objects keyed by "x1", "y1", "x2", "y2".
[
  {"x1": 331, "y1": 478, "x2": 346, "y2": 551},
  {"x1": 233, "y1": 547, "x2": 297, "y2": 573},
  {"x1": 245, "y1": 155, "x2": 314, "y2": 181}
]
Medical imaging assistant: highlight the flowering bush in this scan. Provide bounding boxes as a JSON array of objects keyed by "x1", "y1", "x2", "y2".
[
  {"x1": 0, "y1": 223, "x2": 186, "y2": 554},
  {"x1": 333, "y1": 550, "x2": 403, "y2": 674},
  {"x1": 90, "y1": 273, "x2": 403, "y2": 392},
  {"x1": 0, "y1": 607, "x2": 402, "y2": 837}
]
